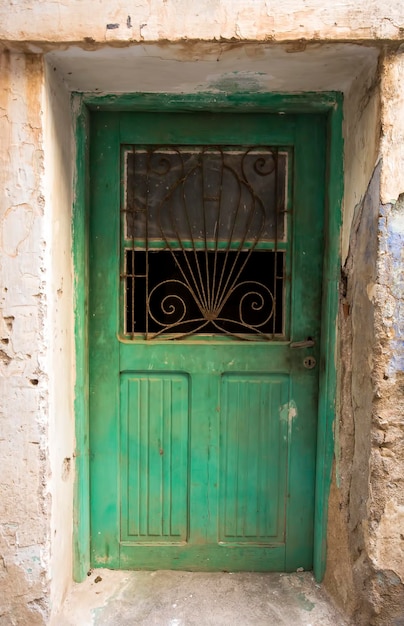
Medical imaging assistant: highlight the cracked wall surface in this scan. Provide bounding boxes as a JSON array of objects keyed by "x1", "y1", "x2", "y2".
[
  {"x1": 367, "y1": 55, "x2": 404, "y2": 613},
  {"x1": 364, "y1": 54, "x2": 404, "y2": 626},
  {"x1": 0, "y1": 52, "x2": 50, "y2": 625},
  {"x1": 0, "y1": 50, "x2": 75, "y2": 625},
  {"x1": 0, "y1": 0, "x2": 403, "y2": 43},
  {"x1": 325, "y1": 54, "x2": 404, "y2": 626}
]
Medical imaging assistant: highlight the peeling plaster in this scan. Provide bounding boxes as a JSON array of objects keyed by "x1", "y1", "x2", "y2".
[
  {"x1": 46, "y1": 42, "x2": 379, "y2": 95},
  {"x1": 380, "y1": 52, "x2": 404, "y2": 204},
  {"x1": 0, "y1": 0, "x2": 404, "y2": 43},
  {"x1": 0, "y1": 4, "x2": 404, "y2": 625},
  {"x1": 1, "y1": 204, "x2": 35, "y2": 257},
  {"x1": 0, "y1": 52, "x2": 50, "y2": 625}
]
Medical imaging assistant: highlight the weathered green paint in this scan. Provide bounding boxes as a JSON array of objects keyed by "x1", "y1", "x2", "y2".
[
  {"x1": 313, "y1": 96, "x2": 343, "y2": 581},
  {"x1": 72, "y1": 91, "x2": 343, "y2": 582},
  {"x1": 82, "y1": 91, "x2": 340, "y2": 113},
  {"x1": 72, "y1": 94, "x2": 91, "y2": 582},
  {"x1": 89, "y1": 111, "x2": 326, "y2": 571}
]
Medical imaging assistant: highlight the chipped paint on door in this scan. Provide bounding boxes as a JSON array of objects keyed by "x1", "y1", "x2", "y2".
[{"x1": 89, "y1": 110, "x2": 326, "y2": 571}]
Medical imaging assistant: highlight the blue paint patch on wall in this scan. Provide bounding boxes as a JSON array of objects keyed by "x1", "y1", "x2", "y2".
[{"x1": 380, "y1": 200, "x2": 404, "y2": 376}]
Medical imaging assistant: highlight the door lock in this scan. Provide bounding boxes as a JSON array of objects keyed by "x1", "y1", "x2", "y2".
[{"x1": 303, "y1": 356, "x2": 317, "y2": 369}]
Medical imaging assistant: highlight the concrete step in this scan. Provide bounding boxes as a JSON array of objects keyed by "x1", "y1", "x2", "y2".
[{"x1": 53, "y1": 570, "x2": 349, "y2": 626}]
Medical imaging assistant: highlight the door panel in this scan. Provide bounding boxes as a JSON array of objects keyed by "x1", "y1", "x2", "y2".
[
  {"x1": 89, "y1": 111, "x2": 326, "y2": 572},
  {"x1": 120, "y1": 373, "x2": 190, "y2": 543},
  {"x1": 219, "y1": 374, "x2": 288, "y2": 544}
]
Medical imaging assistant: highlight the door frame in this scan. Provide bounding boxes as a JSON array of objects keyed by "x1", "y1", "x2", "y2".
[{"x1": 72, "y1": 91, "x2": 343, "y2": 583}]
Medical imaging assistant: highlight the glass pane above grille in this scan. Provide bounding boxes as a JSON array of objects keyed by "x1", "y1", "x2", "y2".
[{"x1": 124, "y1": 147, "x2": 287, "y2": 244}]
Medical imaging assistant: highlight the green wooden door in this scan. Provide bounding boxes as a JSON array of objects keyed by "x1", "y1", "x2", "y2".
[{"x1": 89, "y1": 111, "x2": 326, "y2": 572}]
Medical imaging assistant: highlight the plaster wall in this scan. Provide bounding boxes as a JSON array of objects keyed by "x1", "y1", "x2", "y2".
[
  {"x1": 43, "y1": 62, "x2": 75, "y2": 613},
  {"x1": 0, "y1": 51, "x2": 76, "y2": 624},
  {"x1": 341, "y1": 56, "x2": 380, "y2": 262},
  {"x1": 46, "y1": 42, "x2": 377, "y2": 95},
  {"x1": 0, "y1": 0, "x2": 403, "y2": 43},
  {"x1": 380, "y1": 49, "x2": 404, "y2": 204},
  {"x1": 0, "y1": 52, "x2": 50, "y2": 625}
]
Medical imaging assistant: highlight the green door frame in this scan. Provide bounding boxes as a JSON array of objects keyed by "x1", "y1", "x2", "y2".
[{"x1": 72, "y1": 91, "x2": 343, "y2": 583}]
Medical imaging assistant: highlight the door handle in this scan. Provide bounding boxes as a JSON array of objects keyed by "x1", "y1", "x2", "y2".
[{"x1": 290, "y1": 338, "x2": 315, "y2": 349}]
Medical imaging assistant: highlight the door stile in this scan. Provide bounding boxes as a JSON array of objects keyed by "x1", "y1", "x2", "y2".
[
  {"x1": 189, "y1": 372, "x2": 220, "y2": 546},
  {"x1": 89, "y1": 113, "x2": 121, "y2": 567},
  {"x1": 285, "y1": 115, "x2": 326, "y2": 570}
]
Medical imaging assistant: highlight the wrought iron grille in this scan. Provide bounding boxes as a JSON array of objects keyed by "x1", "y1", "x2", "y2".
[{"x1": 121, "y1": 146, "x2": 289, "y2": 340}]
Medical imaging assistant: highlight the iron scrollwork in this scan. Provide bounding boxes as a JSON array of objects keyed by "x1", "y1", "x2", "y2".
[{"x1": 123, "y1": 146, "x2": 287, "y2": 340}]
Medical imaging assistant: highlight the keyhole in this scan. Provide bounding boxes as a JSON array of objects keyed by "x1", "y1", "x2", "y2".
[{"x1": 303, "y1": 356, "x2": 316, "y2": 369}]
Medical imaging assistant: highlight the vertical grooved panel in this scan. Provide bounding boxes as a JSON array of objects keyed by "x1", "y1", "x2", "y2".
[
  {"x1": 121, "y1": 373, "x2": 189, "y2": 543},
  {"x1": 219, "y1": 374, "x2": 288, "y2": 544}
]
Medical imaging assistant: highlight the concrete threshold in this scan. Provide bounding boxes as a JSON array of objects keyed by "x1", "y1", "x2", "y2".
[{"x1": 54, "y1": 570, "x2": 349, "y2": 626}]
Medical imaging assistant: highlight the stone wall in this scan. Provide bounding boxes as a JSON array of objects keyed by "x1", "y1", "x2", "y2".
[
  {"x1": 368, "y1": 56, "x2": 404, "y2": 614},
  {"x1": 368, "y1": 192, "x2": 404, "y2": 625},
  {"x1": 0, "y1": 3, "x2": 403, "y2": 624},
  {"x1": 325, "y1": 54, "x2": 404, "y2": 626},
  {"x1": 325, "y1": 163, "x2": 381, "y2": 624}
]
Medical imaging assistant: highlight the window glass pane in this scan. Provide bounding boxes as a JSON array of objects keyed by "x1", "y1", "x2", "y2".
[{"x1": 125, "y1": 147, "x2": 287, "y2": 245}]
